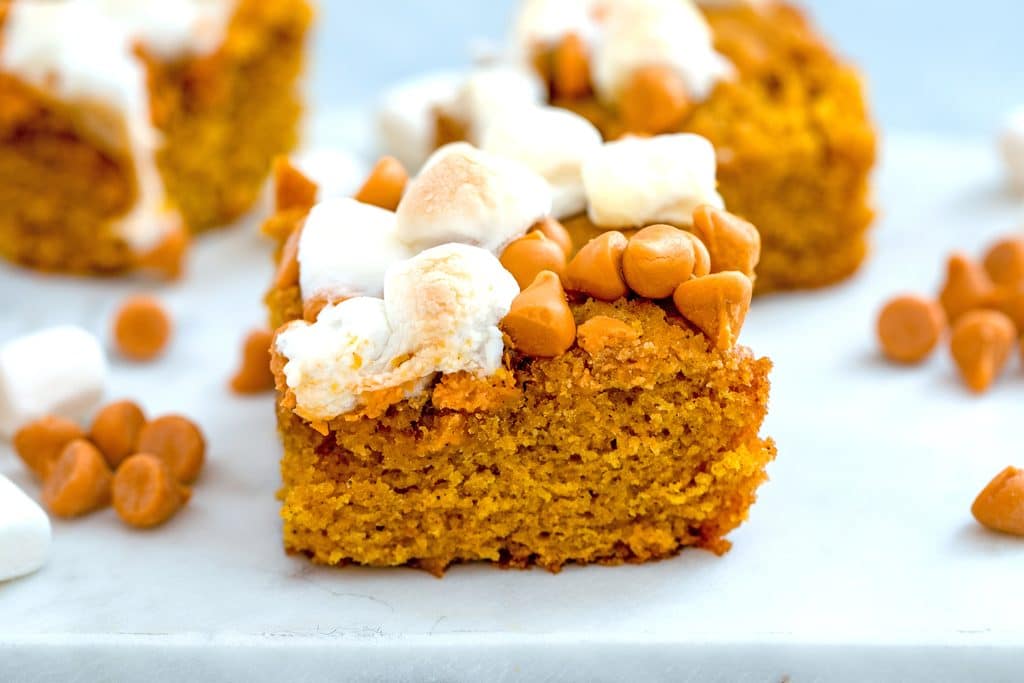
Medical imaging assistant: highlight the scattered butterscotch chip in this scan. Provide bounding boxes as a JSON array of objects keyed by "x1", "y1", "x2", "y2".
[
  {"x1": 996, "y1": 288, "x2": 1024, "y2": 330},
  {"x1": 551, "y1": 33, "x2": 591, "y2": 99},
  {"x1": 939, "y1": 252, "x2": 997, "y2": 322},
  {"x1": 682, "y1": 231, "x2": 711, "y2": 278},
  {"x1": 500, "y1": 231, "x2": 567, "y2": 289},
  {"x1": 971, "y1": 466, "x2": 1024, "y2": 536},
  {"x1": 230, "y1": 329, "x2": 275, "y2": 394},
  {"x1": 42, "y1": 439, "x2": 113, "y2": 518},
  {"x1": 622, "y1": 224, "x2": 696, "y2": 298},
  {"x1": 136, "y1": 415, "x2": 206, "y2": 484},
  {"x1": 354, "y1": 156, "x2": 408, "y2": 211},
  {"x1": 89, "y1": 400, "x2": 147, "y2": 469},
  {"x1": 502, "y1": 271, "x2": 577, "y2": 357},
  {"x1": 13, "y1": 416, "x2": 86, "y2": 481},
  {"x1": 949, "y1": 309, "x2": 1016, "y2": 393},
  {"x1": 876, "y1": 294, "x2": 947, "y2": 364},
  {"x1": 690, "y1": 205, "x2": 761, "y2": 279},
  {"x1": 112, "y1": 453, "x2": 191, "y2": 529},
  {"x1": 673, "y1": 271, "x2": 753, "y2": 350},
  {"x1": 273, "y1": 156, "x2": 318, "y2": 213},
  {"x1": 982, "y1": 238, "x2": 1024, "y2": 287},
  {"x1": 273, "y1": 224, "x2": 302, "y2": 290},
  {"x1": 619, "y1": 64, "x2": 690, "y2": 134},
  {"x1": 530, "y1": 216, "x2": 573, "y2": 256},
  {"x1": 135, "y1": 223, "x2": 189, "y2": 280},
  {"x1": 113, "y1": 295, "x2": 172, "y2": 361},
  {"x1": 565, "y1": 231, "x2": 629, "y2": 301},
  {"x1": 577, "y1": 315, "x2": 639, "y2": 355}
]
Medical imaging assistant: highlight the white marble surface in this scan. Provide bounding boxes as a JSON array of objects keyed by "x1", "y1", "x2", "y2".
[{"x1": 1, "y1": 123, "x2": 1023, "y2": 681}]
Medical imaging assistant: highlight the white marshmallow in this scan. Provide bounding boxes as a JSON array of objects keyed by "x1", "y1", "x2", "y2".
[
  {"x1": 396, "y1": 143, "x2": 552, "y2": 254},
  {"x1": 444, "y1": 64, "x2": 545, "y2": 140},
  {"x1": 298, "y1": 197, "x2": 409, "y2": 303},
  {"x1": 0, "y1": 474, "x2": 51, "y2": 583},
  {"x1": 290, "y1": 149, "x2": 368, "y2": 201},
  {"x1": 513, "y1": 0, "x2": 600, "y2": 54},
  {"x1": 0, "y1": 326, "x2": 107, "y2": 437},
  {"x1": 479, "y1": 106, "x2": 603, "y2": 218},
  {"x1": 376, "y1": 71, "x2": 464, "y2": 170},
  {"x1": 582, "y1": 133, "x2": 724, "y2": 228},
  {"x1": 1000, "y1": 107, "x2": 1024, "y2": 195},
  {"x1": 276, "y1": 244, "x2": 519, "y2": 422}
]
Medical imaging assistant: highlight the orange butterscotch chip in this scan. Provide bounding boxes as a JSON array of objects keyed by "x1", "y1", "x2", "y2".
[
  {"x1": 619, "y1": 65, "x2": 691, "y2": 134},
  {"x1": 982, "y1": 238, "x2": 1024, "y2": 287},
  {"x1": 136, "y1": 222, "x2": 189, "y2": 280},
  {"x1": 690, "y1": 205, "x2": 761, "y2": 279},
  {"x1": 113, "y1": 295, "x2": 172, "y2": 361},
  {"x1": 273, "y1": 224, "x2": 303, "y2": 290},
  {"x1": 682, "y1": 231, "x2": 711, "y2": 278},
  {"x1": 565, "y1": 231, "x2": 629, "y2": 301},
  {"x1": 876, "y1": 294, "x2": 947, "y2": 364},
  {"x1": 530, "y1": 216, "x2": 573, "y2": 256},
  {"x1": 230, "y1": 329, "x2": 276, "y2": 394},
  {"x1": 939, "y1": 252, "x2": 997, "y2": 322},
  {"x1": 89, "y1": 400, "x2": 147, "y2": 469},
  {"x1": 42, "y1": 439, "x2": 113, "y2": 518},
  {"x1": 551, "y1": 33, "x2": 591, "y2": 99},
  {"x1": 502, "y1": 271, "x2": 577, "y2": 357},
  {"x1": 136, "y1": 415, "x2": 206, "y2": 484},
  {"x1": 996, "y1": 288, "x2": 1024, "y2": 330},
  {"x1": 971, "y1": 466, "x2": 1024, "y2": 536},
  {"x1": 354, "y1": 156, "x2": 408, "y2": 211},
  {"x1": 622, "y1": 224, "x2": 696, "y2": 298},
  {"x1": 272, "y1": 156, "x2": 318, "y2": 213},
  {"x1": 113, "y1": 453, "x2": 191, "y2": 529},
  {"x1": 949, "y1": 309, "x2": 1016, "y2": 393},
  {"x1": 500, "y1": 231, "x2": 567, "y2": 289},
  {"x1": 673, "y1": 271, "x2": 752, "y2": 350},
  {"x1": 577, "y1": 315, "x2": 639, "y2": 355},
  {"x1": 13, "y1": 416, "x2": 86, "y2": 481}
]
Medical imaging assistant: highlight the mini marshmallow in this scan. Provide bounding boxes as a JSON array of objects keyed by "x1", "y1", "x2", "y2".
[
  {"x1": 513, "y1": 0, "x2": 600, "y2": 54},
  {"x1": 298, "y1": 197, "x2": 409, "y2": 303},
  {"x1": 479, "y1": 105, "x2": 603, "y2": 218},
  {"x1": 0, "y1": 326, "x2": 107, "y2": 437},
  {"x1": 277, "y1": 243, "x2": 519, "y2": 422},
  {"x1": 290, "y1": 149, "x2": 368, "y2": 201},
  {"x1": 582, "y1": 133, "x2": 724, "y2": 228},
  {"x1": 1000, "y1": 107, "x2": 1024, "y2": 195},
  {"x1": 444, "y1": 64, "x2": 545, "y2": 140},
  {"x1": 395, "y1": 143, "x2": 552, "y2": 253},
  {"x1": 376, "y1": 71, "x2": 464, "y2": 170},
  {"x1": 0, "y1": 474, "x2": 51, "y2": 582}
]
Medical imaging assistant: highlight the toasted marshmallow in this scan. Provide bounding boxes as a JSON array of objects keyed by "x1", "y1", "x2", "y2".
[
  {"x1": 582, "y1": 133, "x2": 724, "y2": 228},
  {"x1": 1000, "y1": 107, "x2": 1024, "y2": 194},
  {"x1": 444, "y1": 65, "x2": 545, "y2": 139},
  {"x1": 480, "y1": 106, "x2": 603, "y2": 218},
  {"x1": 376, "y1": 71, "x2": 464, "y2": 170},
  {"x1": 298, "y1": 197, "x2": 409, "y2": 303},
  {"x1": 290, "y1": 149, "x2": 368, "y2": 201},
  {"x1": 396, "y1": 143, "x2": 552, "y2": 253},
  {"x1": 276, "y1": 244, "x2": 519, "y2": 422},
  {"x1": 0, "y1": 474, "x2": 51, "y2": 582},
  {"x1": 0, "y1": 326, "x2": 107, "y2": 437},
  {"x1": 592, "y1": 0, "x2": 732, "y2": 102},
  {"x1": 513, "y1": 0, "x2": 600, "y2": 54}
]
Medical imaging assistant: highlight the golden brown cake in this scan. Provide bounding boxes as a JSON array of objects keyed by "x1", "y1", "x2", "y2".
[
  {"x1": 265, "y1": 136, "x2": 775, "y2": 574},
  {"x1": 0, "y1": 0, "x2": 312, "y2": 275}
]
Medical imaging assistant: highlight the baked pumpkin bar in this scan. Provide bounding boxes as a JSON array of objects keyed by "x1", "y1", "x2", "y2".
[
  {"x1": 0, "y1": 0, "x2": 311, "y2": 275},
  {"x1": 381, "y1": 0, "x2": 876, "y2": 292},
  {"x1": 265, "y1": 132, "x2": 775, "y2": 574}
]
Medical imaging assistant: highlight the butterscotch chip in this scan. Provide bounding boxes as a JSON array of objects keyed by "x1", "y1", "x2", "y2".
[
  {"x1": 273, "y1": 224, "x2": 303, "y2": 290},
  {"x1": 230, "y1": 329, "x2": 275, "y2": 394},
  {"x1": 500, "y1": 231, "x2": 568, "y2": 289},
  {"x1": 565, "y1": 231, "x2": 629, "y2": 301},
  {"x1": 673, "y1": 271, "x2": 753, "y2": 350},
  {"x1": 939, "y1": 252, "x2": 997, "y2": 321},
  {"x1": 530, "y1": 216, "x2": 573, "y2": 256},
  {"x1": 113, "y1": 295, "x2": 172, "y2": 361},
  {"x1": 622, "y1": 224, "x2": 696, "y2": 298},
  {"x1": 136, "y1": 415, "x2": 206, "y2": 484},
  {"x1": 577, "y1": 315, "x2": 639, "y2": 355},
  {"x1": 949, "y1": 309, "x2": 1016, "y2": 393},
  {"x1": 982, "y1": 238, "x2": 1024, "y2": 287},
  {"x1": 13, "y1": 416, "x2": 86, "y2": 481},
  {"x1": 135, "y1": 223, "x2": 189, "y2": 280},
  {"x1": 876, "y1": 294, "x2": 946, "y2": 364},
  {"x1": 996, "y1": 288, "x2": 1024, "y2": 330},
  {"x1": 42, "y1": 439, "x2": 113, "y2": 518},
  {"x1": 112, "y1": 453, "x2": 191, "y2": 529},
  {"x1": 620, "y1": 65, "x2": 691, "y2": 134},
  {"x1": 683, "y1": 231, "x2": 711, "y2": 278},
  {"x1": 971, "y1": 466, "x2": 1024, "y2": 536},
  {"x1": 273, "y1": 156, "x2": 318, "y2": 213},
  {"x1": 551, "y1": 33, "x2": 591, "y2": 99},
  {"x1": 354, "y1": 156, "x2": 408, "y2": 211},
  {"x1": 501, "y1": 271, "x2": 577, "y2": 357},
  {"x1": 89, "y1": 400, "x2": 146, "y2": 469},
  {"x1": 690, "y1": 205, "x2": 761, "y2": 278}
]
